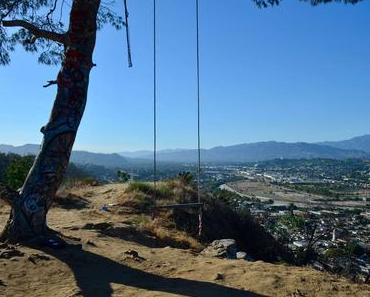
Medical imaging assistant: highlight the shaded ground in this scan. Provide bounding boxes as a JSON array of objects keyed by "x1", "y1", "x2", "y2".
[{"x1": 0, "y1": 183, "x2": 369, "y2": 297}]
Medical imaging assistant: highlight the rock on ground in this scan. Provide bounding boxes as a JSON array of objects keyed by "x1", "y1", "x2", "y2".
[{"x1": 201, "y1": 239, "x2": 237, "y2": 259}]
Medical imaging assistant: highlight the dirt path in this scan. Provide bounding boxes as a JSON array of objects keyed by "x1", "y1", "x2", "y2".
[{"x1": 0, "y1": 184, "x2": 369, "y2": 297}]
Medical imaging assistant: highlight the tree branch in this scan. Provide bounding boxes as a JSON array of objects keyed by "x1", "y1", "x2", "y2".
[
  {"x1": 43, "y1": 80, "x2": 58, "y2": 88},
  {"x1": 0, "y1": 185, "x2": 18, "y2": 207},
  {"x1": 0, "y1": 0, "x2": 22, "y2": 21},
  {"x1": 1, "y1": 19, "x2": 67, "y2": 44},
  {"x1": 46, "y1": 0, "x2": 59, "y2": 26}
]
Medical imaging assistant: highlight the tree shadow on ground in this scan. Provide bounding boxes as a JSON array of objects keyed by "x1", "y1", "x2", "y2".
[
  {"x1": 38, "y1": 244, "x2": 268, "y2": 297},
  {"x1": 100, "y1": 225, "x2": 193, "y2": 249},
  {"x1": 82, "y1": 222, "x2": 192, "y2": 249},
  {"x1": 53, "y1": 193, "x2": 90, "y2": 210}
]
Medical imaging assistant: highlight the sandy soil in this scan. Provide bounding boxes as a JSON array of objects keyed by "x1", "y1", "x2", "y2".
[{"x1": 0, "y1": 184, "x2": 369, "y2": 297}]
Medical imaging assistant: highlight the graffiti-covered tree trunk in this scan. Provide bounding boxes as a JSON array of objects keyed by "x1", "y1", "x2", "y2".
[{"x1": 1, "y1": 0, "x2": 101, "y2": 243}]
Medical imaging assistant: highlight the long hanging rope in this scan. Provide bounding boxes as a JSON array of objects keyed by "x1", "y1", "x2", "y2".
[
  {"x1": 151, "y1": 0, "x2": 202, "y2": 236},
  {"x1": 153, "y1": 0, "x2": 157, "y2": 203},
  {"x1": 123, "y1": 0, "x2": 133, "y2": 68},
  {"x1": 196, "y1": 0, "x2": 202, "y2": 237}
]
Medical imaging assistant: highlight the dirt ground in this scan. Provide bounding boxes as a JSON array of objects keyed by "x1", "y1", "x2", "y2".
[{"x1": 0, "y1": 184, "x2": 369, "y2": 297}]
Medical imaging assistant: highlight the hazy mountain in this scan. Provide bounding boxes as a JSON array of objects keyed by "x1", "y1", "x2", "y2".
[
  {"x1": 119, "y1": 150, "x2": 152, "y2": 159},
  {"x1": 319, "y1": 135, "x2": 370, "y2": 153},
  {"x1": 120, "y1": 149, "x2": 188, "y2": 159},
  {"x1": 0, "y1": 144, "x2": 39, "y2": 155},
  {"x1": 2, "y1": 136, "x2": 370, "y2": 166},
  {"x1": 0, "y1": 144, "x2": 128, "y2": 168},
  {"x1": 120, "y1": 141, "x2": 369, "y2": 163},
  {"x1": 70, "y1": 151, "x2": 128, "y2": 168}
]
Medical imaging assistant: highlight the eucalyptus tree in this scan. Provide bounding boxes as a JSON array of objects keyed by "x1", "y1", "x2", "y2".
[
  {"x1": 0, "y1": 0, "x2": 124, "y2": 243},
  {"x1": 0, "y1": 0, "x2": 364, "y2": 244}
]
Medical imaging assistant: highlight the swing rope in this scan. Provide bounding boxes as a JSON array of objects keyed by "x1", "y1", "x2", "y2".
[
  {"x1": 152, "y1": 0, "x2": 203, "y2": 236},
  {"x1": 195, "y1": 0, "x2": 203, "y2": 237},
  {"x1": 153, "y1": 0, "x2": 157, "y2": 202}
]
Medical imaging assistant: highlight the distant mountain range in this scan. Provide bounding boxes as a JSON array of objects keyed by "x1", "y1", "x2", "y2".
[
  {"x1": 2, "y1": 135, "x2": 370, "y2": 166},
  {"x1": 0, "y1": 144, "x2": 128, "y2": 168},
  {"x1": 319, "y1": 135, "x2": 370, "y2": 153},
  {"x1": 121, "y1": 138, "x2": 370, "y2": 163},
  {"x1": 120, "y1": 149, "x2": 187, "y2": 159},
  {"x1": 0, "y1": 144, "x2": 40, "y2": 156}
]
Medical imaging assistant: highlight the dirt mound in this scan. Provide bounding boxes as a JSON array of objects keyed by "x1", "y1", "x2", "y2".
[
  {"x1": 0, "y1": 183, "x2": 369, "y2": 297},
  {"x1": 116, "y1": 179, "x2": 289, "y2": 261}
]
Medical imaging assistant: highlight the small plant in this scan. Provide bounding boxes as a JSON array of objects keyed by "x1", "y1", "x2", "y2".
[
  {"x1": 278, "y1": 214, "x2": 305, "y2": 231},
  {"x1": 126, "y1": 181, "x2": 156, "y2": 195},
  {"x1": 324, "y1": 247, "x2": 346, "y2": 260},
  {"x1": 178, "y1": 171, "x2": 194, "y2": 185},
  {"x1": 117, "y1": 170, "x2": 130, "y2": 183},
  {"x1": 126, "y1": 181, "x2": 172, "y2": 200}
]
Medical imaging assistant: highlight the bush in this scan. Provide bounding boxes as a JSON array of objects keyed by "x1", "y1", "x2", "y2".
[
  {"x1": 172, "y1": 193, "x2": 292, "y2": 262},
  {"x1": 126, "y1": 181, "x2": 173, "y2": 200},
  {"x1": 4, "y1": 155, "x2": 34, "y2": 190},
  {"x1": 278, "y1": 214, "x2": 305, "y2": 231},
  {"x1": 119, "y1": 190, "x2": 155, "y2": 212},
  {"x1": 324, "y1": 248, "x2": 346, "y2": 259},
  {"x1": 117, "y1": 170, "x2": 130, "y2": 183},
  {"x1": 126, "y1": 181, "x2": 155, "y2": 195},
  {"x1": 177, "y1": 171, "x2": 194, "y2": 185},
  {"x1": 345, "y1": 241, "x2": 366, "y2": 257}
]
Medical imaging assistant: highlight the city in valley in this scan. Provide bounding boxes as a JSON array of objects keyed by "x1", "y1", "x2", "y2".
[{"x1": 201, "y1": 159, "x2": 370, "y2": 283}]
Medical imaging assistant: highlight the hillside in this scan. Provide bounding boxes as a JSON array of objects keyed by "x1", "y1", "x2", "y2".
[
  {"x1": 0, "y1": 144, "x2": 39, "y2": 155},
  {"x1": 0, "y1": 183, "x2": 368, "y2": 297},
  {"x1": 320, "y1": 135, "x2": 370, "y2": 153},
  {"x1": 0, "y1": 144, "x2": 129, "y2": 168}
]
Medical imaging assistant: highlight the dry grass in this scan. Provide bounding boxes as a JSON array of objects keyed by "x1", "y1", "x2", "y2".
[
  {"x1": 137, "y1": 216, "x2": 203, "y2": 251},
  {"x1": 53, "y1": 193, "x2": 90, "y2": 210},
  {"x1": 117, "y1": 189, "x2": 155, "y2": 213},
  {"x1": 117, "y1": 179, "x2": 202, "y2": 250},
  {"x1": 59, "y1": 177, "x2": 100, "y2": 193},
  {"x1": 117, "y1": 180, "x2": 197, "y2": 213}
]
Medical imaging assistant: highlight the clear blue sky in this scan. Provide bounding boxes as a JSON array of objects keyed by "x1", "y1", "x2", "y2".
[{"x1": 1, "y1": 0, "x2": 370, "y2": 153}]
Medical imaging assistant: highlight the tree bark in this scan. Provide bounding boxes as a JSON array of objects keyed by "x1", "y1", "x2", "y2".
[{"x1": 1, "y1": 0, "x2": 101, "y2": 243}]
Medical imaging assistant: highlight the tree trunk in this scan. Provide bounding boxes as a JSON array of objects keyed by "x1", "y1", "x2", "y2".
[{"x1": 1, "y1": 0, "x2": 101, "y2": 243}]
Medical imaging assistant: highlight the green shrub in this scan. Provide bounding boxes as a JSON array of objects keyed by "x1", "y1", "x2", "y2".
[
  {"x1": 324, "y1": 248, "x2": 346, "y2": 259},
  {"x1": 177, "y1": 171, "x2": 194, "y2": 185},
  {"x1": 118, "y1": 190, "x2": 155, "y2": 213},
  {"x1": 4, "y1": 155, "x2": 34, "y2": 190},
  {"x1": 127, "y1": 181, "x2": 155, "y2": 195},
  {"x1": 126, "y1": 181, "x2": 172, "y2": 200},
  {"x1": 117, "y1": 170, "x2": 130, "y2": 183},
  {"x1": 278, "y1": 214, "x2": 305, "y2": 231}
]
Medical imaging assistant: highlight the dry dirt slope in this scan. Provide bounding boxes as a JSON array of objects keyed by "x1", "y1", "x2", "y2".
[{"x1": 0, "y1": 183, "x2": 369, "y2": 297}]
